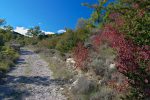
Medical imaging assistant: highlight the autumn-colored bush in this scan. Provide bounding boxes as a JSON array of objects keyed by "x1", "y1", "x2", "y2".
[
  {"x1": 108, "y1": 1, "x2": 150, "y2": 99},
  {"x1": 107, "y1": 72, "x2": 129, "y2": 94},
  {"x1": 86, "y1": 0, "x2": 150, "y2": 99},
  {"x1": 91, "y1": 24, "x2": 150, "y2": 99},
  {"x1": 73, "y1": 42, "x2": 89, "y2": 70}
]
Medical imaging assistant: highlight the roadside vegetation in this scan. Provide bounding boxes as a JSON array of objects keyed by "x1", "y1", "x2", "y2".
[
  {"x1": 0, "y1": 0, "x2": 149, "y2": 99},
  {"x1": 0, "y1": 20, "x2": 22, "y2": 72}
]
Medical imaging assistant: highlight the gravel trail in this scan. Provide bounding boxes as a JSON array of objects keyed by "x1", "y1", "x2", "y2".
[{"x1": 0, "y1": 48, "x2": 67, "y2": 100}]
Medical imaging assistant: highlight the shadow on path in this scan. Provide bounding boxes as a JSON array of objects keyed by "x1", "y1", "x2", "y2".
[
  {"x1": 19, "y1": 49, "x2": 34, "y2": 55},
  {"x1": 0, "y1": 75, "x2": 69, "y2": 100},
  {"x1": 6, "y1": 75, "x2": 69, "y2": 86},
  {"x1": 0, "y1": 85, "x2": 30, "y2": 100}
]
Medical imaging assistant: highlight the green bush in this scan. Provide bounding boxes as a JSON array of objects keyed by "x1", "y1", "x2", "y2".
[
  {"x1": 56, "y1": 29, "x2": 90, "y2": 53},
  {"x1": 0, "y1": 46, "x2": 19, "y2": 72},
  {"x1": 0, "y1": 62, "x2": 10, "y2": 72},
  {"x1": 0, "y1": 35, "x2": 4, "y2": 46}
]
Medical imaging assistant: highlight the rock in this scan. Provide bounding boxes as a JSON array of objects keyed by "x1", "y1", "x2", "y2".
[
  {"x1": 108, "y1": 63, "x2": 116, "y2": 73},
  {"x1": 69, "y1": 79, "x2": 73, "y2": 83},
  {"x1": 109, "y1": 63, "x2": 116, "y2": 69},
  {"x1": 98, "y1": 79, "x2": 106, "y2": 86},
  {"x1": 59, "y1": 88, "x2": 64, "y2": 91},
  {"x1": 66, "y1": 58, "x2": 75, "y2": 69}
]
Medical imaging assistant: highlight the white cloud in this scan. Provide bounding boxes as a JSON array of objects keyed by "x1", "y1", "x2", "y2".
[
  {"x1": 14, "y1": 26, "x2": 55, "y2": 36},
  {"x1": 42, "y1": 31, "x2": 55, "y2": 35},
  {"x1": 57, "y1": 29, "x2": 66, "y2": 34},
  {"x1": 14, "y1": 27, "x2": 28, "y2": 35}
]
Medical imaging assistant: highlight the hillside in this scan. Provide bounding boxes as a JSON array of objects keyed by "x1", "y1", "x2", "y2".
[{"x1": 0, "y1": 0, "x2": 150, "y2": 100}]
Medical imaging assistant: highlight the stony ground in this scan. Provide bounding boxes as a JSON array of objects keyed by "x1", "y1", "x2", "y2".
[{"x1": 0, "y1": 47, "x2": 67, "y2": 100}]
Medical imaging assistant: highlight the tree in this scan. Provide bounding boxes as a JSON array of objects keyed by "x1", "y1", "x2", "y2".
[
  {"x1": 0, "y1": 19, "x2": 5, "y2": 26},
  {"x1": 3, "y1": 25, "x2": 14, "y2": 32},
  {"x1": 76, "y1": 18, "x2": 88, "y2": 30},
  {"x1": 27, "y1": 26, "x2": 42, "y2": 37},
  {"x1": 82, "y1": 0, "x2": 109, "y2": 28},
  {"x1": 56, "y1": 29, "x2": 77, "y2": 52}
]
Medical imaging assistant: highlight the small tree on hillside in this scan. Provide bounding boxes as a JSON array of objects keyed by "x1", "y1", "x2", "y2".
[{"x1": 27, "y1": 26, "x2": 43, "y2": 37}]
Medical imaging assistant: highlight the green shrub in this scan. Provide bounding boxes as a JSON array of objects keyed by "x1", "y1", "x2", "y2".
[
  {"x1": 49, "y1": 58, "x2": 73, "y2": 79},
  {"x1": 90, "y1": 86, "x2": 116, "y2": 100},
  {"x1": 0, "y1": 46, "x2": 19, "y2": 72},
  {"x1": 0, "y1": 35, "x2": 4, "y2": 46},
  {"x1": 0, "y1": 62, "x2": 10, "y2": 72},
  {"x1": 56, "y1": 28, "x2": 90, "y2": 53}
]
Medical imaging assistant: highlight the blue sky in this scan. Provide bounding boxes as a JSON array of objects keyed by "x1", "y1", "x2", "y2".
[{"x1": 0, "y1": 0, "x2": 114, "y2": 34}]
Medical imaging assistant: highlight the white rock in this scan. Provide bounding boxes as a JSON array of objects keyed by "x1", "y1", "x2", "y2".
[
  {"x1": 98, "y1": 80, "x2": 102, "y2": 85},
  {"x1": 66, "y1": 58, "x2": 76, "y2": 68},
  {"x1": 59, "y1": 88, "x2": 64, "y2": 91},
  {"x1": 109, "y1": 63, "x2": 116, "y2": 69},
  {"x1": 66, "y1": 58, "x2": 75, "y2": 64}
]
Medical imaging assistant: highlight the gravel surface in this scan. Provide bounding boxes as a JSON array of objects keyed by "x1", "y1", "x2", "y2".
[{"x1": 0, "y1": 48, "x2": 67, "y2": 100}]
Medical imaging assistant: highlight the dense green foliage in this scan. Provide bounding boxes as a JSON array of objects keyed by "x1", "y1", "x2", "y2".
[
  {"x1": 56, "y1": 29, "x2": 90, "y2": 52},
  {"x1": 0, "y1": 21, "x2": 21, "y2": 72},
  {"x1": 110, "y1": 0, "x2": 150, "y2": 46},
  {"x1": 27, "y1": 26, "x2": 91, "y2": 53}
]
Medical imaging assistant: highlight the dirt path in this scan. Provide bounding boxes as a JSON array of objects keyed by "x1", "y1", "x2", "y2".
[{"x1": 0, "y1": 47, "x2": 67, "y2": 100}]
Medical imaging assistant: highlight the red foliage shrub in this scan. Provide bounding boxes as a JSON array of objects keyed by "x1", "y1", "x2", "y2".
[
  {"x1": 92, "y1": 34, "x2": 102, "y2": 48},
  {"x1": 92, "y1": 24, "x2": 150, "y2": 96},
  {"x1": 90, "y1": 0, "x2": 149, "y2": 98},
  {"x1": 107, "y1": 78, "x2": 129, "y2": 93},
  {"x1": 132, "y1": 3, "x2": 139, "y2": 9},
  {"x1": 73, "y1": 42, "x2": 89, "y2": 69},
  {"x1": 107, "y1": 71, "x2": 129, "y2": 94},
  {"x1": 109, "y1": 13, "x2": 125, "y2": 27},
  {"x1": 138, "y1": 9, "x2": 145, "y2": 17}
]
